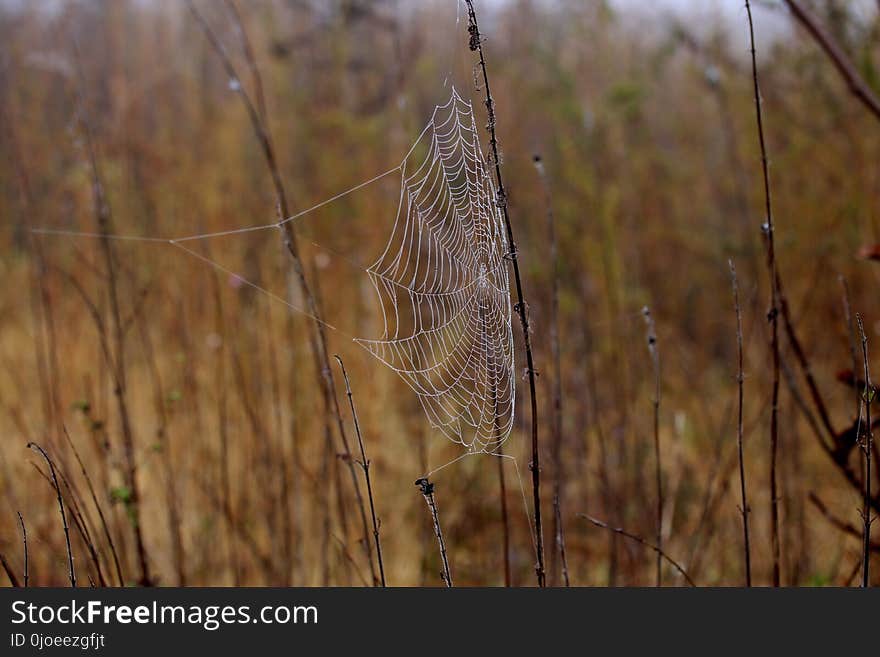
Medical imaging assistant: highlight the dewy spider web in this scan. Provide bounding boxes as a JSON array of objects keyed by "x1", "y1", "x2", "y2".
[
  {"x1": 355, "y1": 88, "x2": 515, "y2": 454},
  {"x1": 33, "y1": 87, "x2": 515, "y2": 456}
]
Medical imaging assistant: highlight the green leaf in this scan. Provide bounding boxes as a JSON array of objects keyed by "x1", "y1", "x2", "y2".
[{"x1": 110, "y1": 486, "x2": 133, "y2": 505}]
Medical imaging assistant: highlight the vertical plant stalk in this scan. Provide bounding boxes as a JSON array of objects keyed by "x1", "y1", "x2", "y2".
[
  {"x1": 856, "y1": 315, "x2": 873, "y2": 587},
  {"x1": 187, "y1": 1, "x2": 376, "y2": 583},
  {"x1": 465, "y1": 0, "x2": 545, "y2": 588},
  {"x1": 497, "y1": 448, "x2": 512, "y2": 586},
  {"x1": 745, "y1": 0, "x2": 782, "y2": 587},
  {"x1": 484, "y1": 300, "x2": 511, "y2": 587},
  {"x1": 335, "y1": 356, "x2": 386, "y2": 587},
  {"x1": 642, "y1": 306, "x2": 662, "y2": 586},
  {"x1": 729, "y1": 261, "x2": 752, "y2": 586},
  {"x1": 69, "y1": 39, "x2": 151, "y2": 584},
  {"x1": 28, "y1": 442, "x2": 75, "y2": 587},
  {"x1": 17, "y1": 512, "x2": 28, "y2": 587},
  {"x1": 553, "y1": 494, "x2": 571, "y2": 586},
  {"x1": 534, "y1": 155, "x2": 565, "y2": 586},
  {"x1": 136, "y1": 315, "x2": 186, "y2": 586},
  {"x1": 840, "y1": 277, "x2": 862, "y2": 424},
  {"x1": 415, "y1": 478, "x2": 453, "y2": 587}
]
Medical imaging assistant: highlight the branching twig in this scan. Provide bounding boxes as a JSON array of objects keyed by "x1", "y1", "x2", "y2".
[
  {"x1": 465, "y1": 0, "x2": 545, "y2": 588},
  {"x1": 729, "y1": 260, "x2": 752, "y2": 586},
  {"x1": 745, "y1": 0, "x2": 782, "y2": 587},
  {"x1": 416, "y1": 478, "x2": 453, "y2": 587},
  {"x1": 578, "y1": 514, "x2": 695, "y2": 587},
  {"x1": 808, "y1": 492, "x2": 880, "y2": 552},
  {"x1": 782, "y1": 0, "x2": 880, "y2": 123},
  {"x1": 28, "y1": 442, "x2": 75, "y2": 587},
  {"x1": 335, "y1": 355, "x2": 386, "y2": 587}
]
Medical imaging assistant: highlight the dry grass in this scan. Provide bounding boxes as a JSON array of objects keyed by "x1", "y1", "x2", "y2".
[{"x1": 0, "y1": 0, "x2": 879, "y2": 586}]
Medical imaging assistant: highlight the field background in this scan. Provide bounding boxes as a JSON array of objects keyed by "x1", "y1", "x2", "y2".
[{"x1": 1, "y1": 0, "x2": 879, "y2": 587}]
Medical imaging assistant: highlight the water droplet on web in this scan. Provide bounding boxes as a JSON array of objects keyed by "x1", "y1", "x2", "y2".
[{"x1": 228, "y1": 78, "x2": 241, "y2": 92}]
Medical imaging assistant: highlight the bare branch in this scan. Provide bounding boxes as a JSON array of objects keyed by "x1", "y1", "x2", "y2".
[{"x1": 782, "y1": 0, "x2": 880, "y2": 123}]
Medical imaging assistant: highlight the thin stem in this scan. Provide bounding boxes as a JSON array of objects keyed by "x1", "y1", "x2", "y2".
[
  {"x1": 63, "y1": 427, "x2": 124, "y2": 586},
  {"x1": 782, "y1": 0, "x2": 880, "y2": 123},
  {"x1": 186, "y1": 0, "x2": 375, "y2": 584},
  {"x1": 71, "y1": 38, "x2": 151, "y2": 586},
  {"x1": 642, "y1": 306, "x2": 662, "y2": 586},
  {"x1": 807, "y1": 492, "x2": 880, "y2": 552},
  {"x1": 334, "y1": 355, "x2": 386, "y2": 587},
  {"x1": 28, "y1": 442, "x2": 75, "y2": 587},
  {"x1": 497, "y1": 443, "x2": 512, "y2": 586},
  {"x1": 745, "y1": 0, "x2": 781, "y2": 587},
  {"x1": 465, "y1": 0, "x2": 545, "y2": 588},
  {"x1": 416, "y1": 478, "x2": 453, "y2": 587},
  {"x1": 17, "y1": 512, "x2": 28, "y2": 587},
  {"x1": 856, "y1": 315, "x2": 873, "y2": 587},
  {"x1": 729, "y1": 260, "x2": 752, "y2": 586},
  {"x1": 840, "y1": 277, "x2": 862, "y2": 423},
  {"x1": 553, "y1": 494, "x2": 570, "y2": 587},
  {"x1": 535, "y1": 155, "x2": 565, "y2": 586},
  {"x1": 578, "y1": 514, "x2": 695, "y2": 587}
]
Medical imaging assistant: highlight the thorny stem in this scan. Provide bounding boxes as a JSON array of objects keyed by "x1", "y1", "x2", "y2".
[
  {"x1": 415, "y1": 478, "x2": 453, "y2": 587},
  {"x1": 17, "y1": 512, "x2": 28, "y2": 587},
  {"x1": 856, "y1": 315, "x2": 873, "y2": 587},
  {"x1": 729, "y1": 261, "x2": 752, "y2": 586},
  {"x1": 745, "y1": 0, "x2": 781, "y2": 587},
  {"x1": 28, "y1": 442, "x2": 75, "y2": 587},
  {"x1": 642, "y1": 306, "x2": 662, "y2": 586},
  {"x1": 186, "y1": 0, "x2": 376, "y2": 585},
  {"x1": 578, "y1": 514, "x2": 695, "y2": 587},
  {"x1": 465, "y1": 0, "x2": 545, "y2": 588},
  {"x1": 335, "y1": 356, "x2": 386, "y2": 587}
]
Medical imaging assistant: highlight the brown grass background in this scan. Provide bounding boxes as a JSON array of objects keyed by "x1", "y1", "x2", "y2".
[{"x1": 1, "y1": 0, "x2": 879, "y2": 586}]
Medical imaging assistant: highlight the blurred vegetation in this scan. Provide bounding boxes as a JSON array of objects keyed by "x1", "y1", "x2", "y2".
[{"x1": 0, "y1": 0, "x2": 879, "y2": 586}]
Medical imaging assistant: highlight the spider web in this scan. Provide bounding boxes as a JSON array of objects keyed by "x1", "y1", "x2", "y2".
[
  {"x1": 32, "y1": 86, "x2": 517, "y2": 456},
  {"x1": 355, "y1": 87, "x2": 515, "y2": 454}
]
